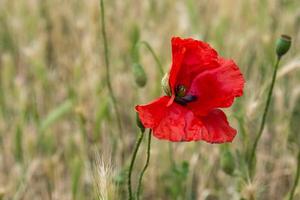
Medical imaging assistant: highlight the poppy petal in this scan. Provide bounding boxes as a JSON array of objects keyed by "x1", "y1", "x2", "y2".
[
  {"x1": 136, "y1": 97, "x2": 208, "y2": 142},
  {"x1": 135, "y1": 96, "x2": 170, "y2": 128},
  {"x1": 153, "y1": 103, "x2": 208, "y2": 142},
  {"x1": 169, "y1": 38, "x2": 186, "y2": 96},
  {"x1": 169, "y1": 37, "x2": 219, "y2": 93},
  {"x1": 201, "y1": 109, "x2": 237, "y2": 143},
  {"x1": 187, "y1": 58, "x2": 245, "y2": 116}
]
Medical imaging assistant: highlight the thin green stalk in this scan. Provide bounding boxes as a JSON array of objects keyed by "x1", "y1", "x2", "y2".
[
  {"x1": 99, "y1": 0, "x2": 123, "y2": 139},
  {"x1": 128, "y1": 130, "x2": 145, "y2": 200},
  {"x1": 288, "y1": 150, "x2": 300, "y2": 200},
  {"x1": 248, "y1": 57, "x2": 281, "y2": 175},
  {"x1": 136, "y1": 130, "x2": 152, "y2": 199},
  {"x1": 138, "y1": 41, "x2": 164, "y2": 76}
]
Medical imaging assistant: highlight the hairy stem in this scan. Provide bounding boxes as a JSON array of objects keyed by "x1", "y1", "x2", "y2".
[
  {"x1": 248, "y1": 57, "x2": 281, "y2": 176},
  {"x1": 136, "y1": 129, "x2": 152, "y2": 199},
  {"x1": 99, "y1": 0, "x2": 123, "y2": 139},
  {"x1": 128, "y1": 130, "x2": 145, "y2": 200},
  {"x1": 288, "y1": 150, "x2": 300, "y2": 200}
]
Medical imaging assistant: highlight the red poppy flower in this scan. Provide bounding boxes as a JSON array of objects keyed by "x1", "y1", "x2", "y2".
[{"x1": 135, "y1": 37, "x2": 245, "y2": 143}]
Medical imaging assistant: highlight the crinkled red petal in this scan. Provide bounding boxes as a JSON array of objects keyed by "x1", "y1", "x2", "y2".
[
  {"x1": 136, "y1": 96, "x2": 208, "y2": 142},
  {"x1": 187, "y1": 58, "x2": 245, "y2": 116},
  {"x1": 169, "y1": 37, "x2": 219, "y2": 93},
  {"x1": 200, "y1": 109, "x2": 237, "y2": 143},
  {"x1": 135, "y1": 37, "x2": 244, "y2": 144},
  {"x1": 135, "y1": 96, "x2": 169, "y2": 128}
]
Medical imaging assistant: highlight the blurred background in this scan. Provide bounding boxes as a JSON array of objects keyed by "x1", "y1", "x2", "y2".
[{"x1": 0, "y1": 0, "x2": 300, "y2": 199}]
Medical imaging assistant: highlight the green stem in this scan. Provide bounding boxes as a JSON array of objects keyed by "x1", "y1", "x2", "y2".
[
  {"x1": 136, "y1": 130, "x2": 152, "y2": 199},
  {"x1": 99, "y1": 0, "x2": 123, "y2": 139},
  {"x1": 248, "y1": 57, "x2": 281, "y2": 176},
  {"x1": 128, "y1": 130, "x2": 145, "y2": 200},
  {"x1": 138, "y1": 41, "x2": 164, "y2": 76},
  {"x1": 288, "y1": 150, "x2": 300, "y2": 200}
]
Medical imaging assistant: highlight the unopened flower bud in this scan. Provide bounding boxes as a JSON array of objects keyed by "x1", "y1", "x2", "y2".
[
  {"x1": 136, "y1": 112, "x2": 145, "y2": 133},
  {"x1": 220, "y1": 147, "x2": 235, "y2": 176},
  {"x1": 276, "y1": 35, "x2": 291, "y2": 58},
  {"x1": 132, "y1": 63, "x2": 147, "y2": 87},
  {"x1": 161, "y1": 73, "x2": 171, "y2": 96}
]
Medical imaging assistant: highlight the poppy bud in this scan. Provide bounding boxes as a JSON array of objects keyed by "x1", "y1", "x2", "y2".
[
  {"x1": 136, "y1": 112, "x2": 145, "y2": 133},
  {"x1": 276, "y1": 35, "x2": 291, "y2": 58},
  {"x1": 220, "y1": 147, "x2": 235, "y2": 175},
  {"x1": 161, "y1": 73, "x2": 171, "y2": 96},
  {"x1": 132, "y1": 63, "x2": 147, "y2": 87}
]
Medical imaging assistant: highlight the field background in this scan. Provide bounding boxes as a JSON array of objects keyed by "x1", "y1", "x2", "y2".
[{"x1": 0, "y1": 0, "x2": 300, "y2": 199}]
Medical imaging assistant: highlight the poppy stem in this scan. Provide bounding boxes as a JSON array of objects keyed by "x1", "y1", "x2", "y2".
[
  {"x1": 138, "y1": 41, "x2": 164, "y2": 76},
  {"x1": 248, "y1": 56, "x2": 281, "y2": 177},
  {"x1": 136, "y1": 129, "x2": 152, "y2": 200},
  {"x1": 99, "y1": 0, "x2": 123, "y2": 140},
  {"x1": 128, "y1": 130, "x2": 145, "y2": 200},
  {"x1": 288, "y1": 150, "x2": 300, "y2": 200}
]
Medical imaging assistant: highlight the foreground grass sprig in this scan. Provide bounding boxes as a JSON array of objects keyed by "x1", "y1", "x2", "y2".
[{"x1": 248, "y1": 35, "x2": 292, "y2": 176}]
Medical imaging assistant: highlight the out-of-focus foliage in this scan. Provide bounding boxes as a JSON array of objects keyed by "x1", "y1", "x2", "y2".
[{"x1": 0, "y1": 0, "x2": 299, "y2": 199}]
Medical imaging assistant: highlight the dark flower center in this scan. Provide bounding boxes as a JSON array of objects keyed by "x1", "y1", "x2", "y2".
[
  {"x1": 174, "y1": 85, "x2": 197, "y2": 105},
  {"x1": 175, "y1": 85, "x2": 186, "y2": 97}
]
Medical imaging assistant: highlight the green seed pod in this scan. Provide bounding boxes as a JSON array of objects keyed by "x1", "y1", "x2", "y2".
[
  {"x1": 161, "y1": 73, "x2": 171, "y2": 96},
  {"x1": 136, "y1": 112, "x2": 145, "y2": 133},
  {"x1": 276, "y1": 35, "x2": 291, "y2": 57},
  {"x1": 220, "y1": 147, "x2": 235, "y2": 176},
  {"x1": 132, "y1": 63, "x2": 147, "y2": 87}
]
